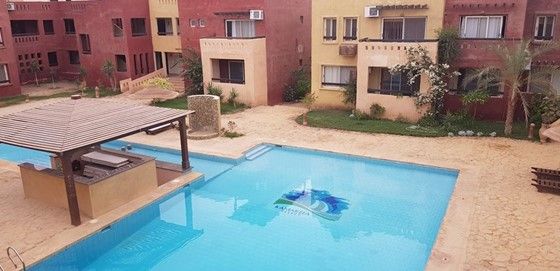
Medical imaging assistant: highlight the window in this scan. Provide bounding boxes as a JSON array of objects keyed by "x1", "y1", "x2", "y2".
[
  {"x1": 189, "y1": 19, "x2": 198, "y2": 27},
  {"x1": 176, "y1": 18, "x2": 180, "y2": 35},
  {"x1": 10, "y1": 20, "x2": 39, "y2": 36},
  {"x1": 131, "y1": 18, "x2": 147, "y2": 36},
  {"x1": 80, "y1": 34, "x2": 91, "y2": 54},
  {"x1": 323, "y1": 18, "x2": 337, "y2": 41},
  {"x1": 212, "y1": 59, "x2": 245, "y2": 84},
  {"x1": 225, "y1": 20, "x2": 254, "y2": 38},
  {"x1": 321, "y1": 66, "x2": 356, "y2": 87},
  {"x1": 199, "y1": 19, "x2": 206, "y2": 27},
  {"x1": 68, "y1": 50, "x2": 80, "y2": 65},
  {"x1": 0, "y1": 64, "x2": 9, "y2": 84},
  {"x1": 535, "y1": 16, "x2": 554, "y2": 40},
  {"x1": 116, "y1": 55, "x2": 127, "y2": 72},
  {"x1": 64, "y1": 19, "x2": 76, "y2": 34},
  {"x1": 43, "y1": 20, "x2": 54, "y2": 35},
  {"x1": 382, "y1": 18, "x2": 426, "y2": 40},
  {"x1": 461, "y1": 16, "x2": 504, "y2": 39},
  {"x1": 343, "y1": 17, "x2": 358, "y2": 41},
  {"x1": 377, "y1": 68, "x2": 419, "y2": 96},
  {"x1": 156, "y1": 18, "x2": 173, "y2": 36},
  {"x1": 0, "y1": 28, "x2": 3, "y2": 46},
  {"x1": 112, "y1": 18, "x2": 123, "y2": 37},
  {"x1": 457, "y1": 68, "x2": 502, "y2": 96},
  {"x1": 47, "y1": 52, "x2": 58, "y2": 66}
]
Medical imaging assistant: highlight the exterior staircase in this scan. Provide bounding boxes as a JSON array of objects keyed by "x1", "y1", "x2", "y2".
[{"x1": 168, "y1": 76, "x2": 185, "y2": 93}]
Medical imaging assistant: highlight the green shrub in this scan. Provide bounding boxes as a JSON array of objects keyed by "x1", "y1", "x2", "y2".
[
  {"x1": 529, "y1": 94, "x2": 560, "y2": 125},
  {"x1": 436, "y1": 27, "x2": 460, "y2": 64},
  {"x1": 354, "y1": 110, "x2": 370, "y2": 120},
  {"x1": 181, "y1": 49, "x2": 203, "y2": 95},
  {"x1": 283, "y1": 68, "x2": 311, "y2": 102},
  {"x1": 462, "y1": 89, "x2": 490, "y2": 118},
  {"x1": 443, "y1": 111, "x2": 474, "y2": 131},
  {"x1": 228, "y1": 88, "x2": 239, "y2": 106},
  {"x1": 418, "y1": 114, "x2": 441, "y2": 127},
  {"x1": 207, "y1": 83, "x2": 223, "y2": 100},
  {"x1": 343, "y1": 79, "x2": 357, "y2": 106},
  {"x1": 369, "y1": 103, "x2": 386, "y2": 119}
]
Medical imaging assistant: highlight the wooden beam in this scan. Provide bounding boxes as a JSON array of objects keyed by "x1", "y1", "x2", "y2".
[
  {"x1": 178, "y1": 117, "x2": 191, "y2": 171},
  {"x1": 61, "y1": 152, "x2": 81, "y2": 226}
]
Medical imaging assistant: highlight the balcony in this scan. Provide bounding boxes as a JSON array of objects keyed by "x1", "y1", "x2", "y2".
[
  {"x1": 357, "y1": 39, "x2": 438, "y2": 68},
  {"x1": 199, "y1": 37, "x2": 268, "y2": 106}
]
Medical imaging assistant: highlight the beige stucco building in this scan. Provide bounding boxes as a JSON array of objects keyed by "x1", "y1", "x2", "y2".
[
  {"x1": 149, "y1": 0, "x2": 182, "y2": 75},
  {"x1": 311, "y1": 0, "x2": 444, "y2": 122}
]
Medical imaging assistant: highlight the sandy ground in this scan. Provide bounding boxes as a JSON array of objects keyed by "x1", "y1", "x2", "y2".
[{"x1": 0, "y1": 98, "x2": 559, "y2": 270}]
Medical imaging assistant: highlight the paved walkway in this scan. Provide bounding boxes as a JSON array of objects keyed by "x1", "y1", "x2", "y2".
[{"x1": 0, "y1": 99, "x2": 559, "y2": 270}]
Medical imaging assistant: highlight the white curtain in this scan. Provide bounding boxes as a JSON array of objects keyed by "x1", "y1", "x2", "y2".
[
  {"x1": 231, "y1": 21, "x2": 255, "y2": 38},
  {"x1": 487, "y1": 17, "x2": 502, "y2": 38},
  {"x1": 323, "y1": 66, "x2": 340, "y2": 84}
]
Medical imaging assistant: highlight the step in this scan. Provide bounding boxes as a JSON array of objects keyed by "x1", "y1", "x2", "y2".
[{"x1": 245, "y1": 145, "x2": 273, "y2": 160}]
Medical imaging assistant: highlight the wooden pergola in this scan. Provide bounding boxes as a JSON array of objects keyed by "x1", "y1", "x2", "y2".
[{"x1": 0, "y1": 98, "x2": 193, "y2": 226}]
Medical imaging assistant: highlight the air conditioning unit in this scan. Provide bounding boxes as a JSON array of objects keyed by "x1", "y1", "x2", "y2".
[
  {"x1": 364, "y1": 6, "x2": 380, "y2": 18},
  {"x1": 6, "y1": 2, "x2": 15, "y2": 11},
  {"x1": 250, "y1": 10, "x2": 264, "y2": 20}
]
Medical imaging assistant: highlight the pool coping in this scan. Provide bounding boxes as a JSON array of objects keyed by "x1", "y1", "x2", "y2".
[{"x1": 19, "y1": 140, "x2": 470, "y2": 270}]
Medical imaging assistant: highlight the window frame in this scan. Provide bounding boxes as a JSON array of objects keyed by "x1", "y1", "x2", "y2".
[
  {"x1": 225, "y1": 20, "x2": 255, "y2": 38},
  {"x1": 456, "y1": 68, "x2": 503, "y2": 96},
  {"x1": 343, "y1": 17, "x2": 358, "y2": 41},
  {"x1": 381, "y1": 17, "x2": 427, "y2": 41},
  {"x1": 131, "y1": 18, "x2": 147, "y2": 37},
  {"x1": 0, "y1": 64, "x2": 9, "y2": 84},
  {"x1": 321, "y1": 65, "x2": 356, "y2": 88},
  {"x1": 43, "y1": 20, "x2": 54, "y2": 35},
  {"x1": 68, "y1": 50, "x2": 80, "y2": 65},
  {"x1": 323, "y1": 17, "x2": 337, "y2": 41},
  {"x1": 0, "y1": 28, "x2": 3, "y2": 46},
  {"x1": 47, "y1": 52, "x2": 58, "y2": 67},
  {"x1": 156, "y1": 17, "x2": 173, "y2": 36},
  {"x1": 534, "y1": 15, "x2": 555, "y2": 40},
  {"x1": 112, "y1": 18, "x2": 124, "y2": 37},
  {"x1": 115, "y1": 54, "x2": 127, "y2": 72},
  {"x1": 79, "y1": 34, "x2": 91, "y2": 54},
  {"x1": 63, "y1": 19, "x2": 76, "y2": 35},
  {"x1": 211, "y1": 59, "x2": 246, "y2": 84},
  {"x1": 460, "y1": 15, "x2": 505, "y2": 39}
]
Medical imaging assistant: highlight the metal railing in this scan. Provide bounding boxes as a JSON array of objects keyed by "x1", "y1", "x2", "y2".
[{"x1": 6, "y1": 247, "x2": 26, "y2": 271}]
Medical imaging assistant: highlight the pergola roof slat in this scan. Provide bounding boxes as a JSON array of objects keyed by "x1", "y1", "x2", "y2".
[{"x1": 0, "y1": 99, "x2": 193, "y2": 153}]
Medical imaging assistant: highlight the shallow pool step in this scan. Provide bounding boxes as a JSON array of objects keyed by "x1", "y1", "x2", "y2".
[{"x1": 245, "y1": 145, "x2": 273, "y2": 160}]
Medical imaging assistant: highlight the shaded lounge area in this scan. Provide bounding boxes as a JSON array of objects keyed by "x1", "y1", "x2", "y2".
[{"x1": 0, "y1": 98, "x2": 193, "y2": 226}]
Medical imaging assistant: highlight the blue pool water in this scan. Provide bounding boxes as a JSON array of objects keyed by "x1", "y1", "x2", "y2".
[{"x1": 19, "y1": 144, "x2": 458, "y2": 271}]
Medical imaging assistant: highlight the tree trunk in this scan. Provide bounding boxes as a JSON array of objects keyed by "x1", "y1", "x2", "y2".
[
  {"x1": 504, "y1": 87, "x2": 519, "y2": 136},
  {"x1": 34, "y1": 73, "x2": 39, "y2": 87}
]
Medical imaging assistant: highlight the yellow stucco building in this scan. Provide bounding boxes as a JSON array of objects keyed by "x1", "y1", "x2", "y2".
[
  {"x1": 311, "y1": 0, "x2": 444, "y2": 122},
  {"x1": 149, "y1": 0, "x2": 182, "y2": 76}
]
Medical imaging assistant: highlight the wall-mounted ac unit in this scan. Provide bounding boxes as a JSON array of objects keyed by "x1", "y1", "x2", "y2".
[
  {"x1": 364, "y1": 6, "x2": 380, "y2": 18},
  {"x1": 250, "y1": 10, "x2": 264, "y2": 20},
  {"x1": 6, "y1": 2, "x2": 15, "y2": 11}
]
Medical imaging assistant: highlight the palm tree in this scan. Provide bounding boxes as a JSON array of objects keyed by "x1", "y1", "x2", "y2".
[
  {"x1": 30, "y1": 60, "x2": 40, "y2": 87},
  {"x1": 101, "y1": 60, "x2": 116, "y2": 92},
  {"x1": 464, "y1": 40, "x2": 559, "y2": 135}
]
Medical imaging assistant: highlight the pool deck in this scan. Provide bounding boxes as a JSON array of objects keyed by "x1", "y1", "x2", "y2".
[{"x1": 0, "y1": 99, "x2": 559, "y2": 270}]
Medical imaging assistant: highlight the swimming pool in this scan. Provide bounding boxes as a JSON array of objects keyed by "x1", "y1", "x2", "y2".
[{"x1": 21, "y1": 143, "x2": 458, "y2": 271}]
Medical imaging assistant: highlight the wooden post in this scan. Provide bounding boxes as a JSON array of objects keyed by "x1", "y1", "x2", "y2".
[
  {"x1": 61, "y1": 152, "x2": 81, "y2": 226},
  {"x1": 178, "y1": 118, "x2": 191, "y2": 171}
]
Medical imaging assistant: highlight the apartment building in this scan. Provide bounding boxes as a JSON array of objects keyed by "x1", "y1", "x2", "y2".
[
  {"x1": 444, "y1": 0, "x2": 560, "y2": 120},
  {"x1": 0, "y1": 0, "x2": 154, "y2": 98},
  {"x1": 149, "y1": 0, "x2": 182, "y2": 76},
  {"x1": 311, "y1": 0, "x2": 445, "y2": 122},
  {"x1": 179, "y1": 0, "x2": 311, "y2": 106},
  {"x1": 0, "y1": 1, "x2": 20, "y2": 97}
]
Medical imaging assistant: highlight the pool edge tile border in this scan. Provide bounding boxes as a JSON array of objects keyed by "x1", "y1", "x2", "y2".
[{"x1": 22, "y1": 171, "x2": 204, "y2": 269}]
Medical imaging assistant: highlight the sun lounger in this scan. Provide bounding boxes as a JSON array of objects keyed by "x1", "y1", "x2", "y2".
[
  {"x1": 146, "y1": 123, "x2": 174, "y2": 135},
  {"x1": 81, "y1": 151, "x2": 129, "y2": 168}
]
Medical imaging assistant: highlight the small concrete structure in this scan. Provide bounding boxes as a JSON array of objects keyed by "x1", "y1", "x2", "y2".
[{"x1": 187, "y1": 95, "x2": 221, "y2": 140}]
